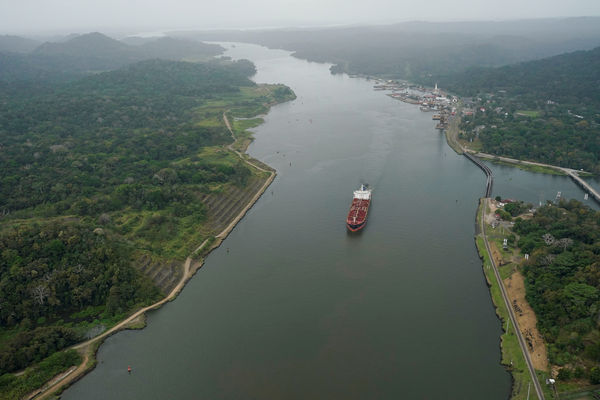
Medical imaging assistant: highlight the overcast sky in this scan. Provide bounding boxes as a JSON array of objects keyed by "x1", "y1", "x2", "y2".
[{"x1": 1, "y1": 0, "x2": 600, "y2": 35}]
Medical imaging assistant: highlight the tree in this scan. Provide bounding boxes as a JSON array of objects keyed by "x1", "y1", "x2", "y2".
[
  {"x1": 31, "y1": 284, "x2": 49, "y2": 306},
  {"x1": 590, "y1": 367, "x2": 600, "y2": 385},
  {"x1": 556, "y1": 238, "x2": 574, "y2": 251}
]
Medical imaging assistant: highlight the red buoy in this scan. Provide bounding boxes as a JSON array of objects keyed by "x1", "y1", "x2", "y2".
[{"x1": 128, "y1": 366, "x2": 132, "y2": 374}]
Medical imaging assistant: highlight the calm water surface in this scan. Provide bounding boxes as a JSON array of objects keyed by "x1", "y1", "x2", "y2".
[{"x1": 62, "y1": 43, "x2": 596, "y2": 400}]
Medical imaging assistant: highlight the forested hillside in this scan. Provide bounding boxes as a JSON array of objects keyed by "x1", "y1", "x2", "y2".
[
  {"x1": 513, "y1": 200, "x2": 600, "y2": 384},
  {"x1": 0, "y1": 56, "x2": 254, "y2": 347},
  {"x1": 443, "y1": 46, "x2": 600, "y2": 107},
  {"x1": 0, "y1": 32, "x2": 224, "y2": 82},
  {"x1": 0, "y1": 59, "x2": 257, "y2": 217},
  {"x1": 456, "y1": 46, "x2": 600, "y2": 173},
  {"x1": 0, "y1": 51, "x2": 294, "y2": 397}
]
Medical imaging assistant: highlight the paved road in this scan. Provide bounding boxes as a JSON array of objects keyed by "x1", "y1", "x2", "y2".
[{"x1": 480, "y1": 198, "x2": 545, "y2": 400}]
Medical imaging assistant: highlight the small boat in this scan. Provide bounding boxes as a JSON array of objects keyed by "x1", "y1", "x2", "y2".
[{"x1": 346, "y1": 184, "x2": 372, "y2": 232}]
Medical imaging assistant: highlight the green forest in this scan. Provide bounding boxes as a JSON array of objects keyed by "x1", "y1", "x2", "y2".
[
  {"x1": 443, "y1": 47, "x2": 600, "y2": 108},
  {"x1": 0, "y1": 45, "x2": 294, "y2": 397},
  {"x1": 459, "y1": 103, "x2": 600, "y2": 174},
  {"x1": 513, "y1": 200, "x2": 600, "y2": 383},
  {"x1": 453, "y1": 46, "x2": 600, "y2": 173}
]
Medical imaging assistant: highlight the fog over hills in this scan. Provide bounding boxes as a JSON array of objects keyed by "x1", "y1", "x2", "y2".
[
  {"x1": 1, "y1": 0, "x2": 599, "y2": 33},
  {"x1": 443, "y1": 46, "x2": 600, "y2": 104},
  {"x1": 176, "y1": 17, "x2": 600, "y2": 83},
  {"x1": 0, "y1": 35, "x2": 40, "y2": 53},
  {"x1": 0, "y1": 32, "x2": 223, "y2": 82},
  {"x1": 34, "y1": 32, "x2": 131, "y2": 59}
]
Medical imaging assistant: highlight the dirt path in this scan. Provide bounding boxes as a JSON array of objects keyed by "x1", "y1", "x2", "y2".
[
  {"x1": 483, "y1": 202, "x2": 549, "y2": 373},
  {"x1": 504, "y1": 272, "x2": 549, "y2": 372},
  {"x1": 31, "y1": 256, "x2": 196, "y2": 400},
  {"x1": 30, "y1": 114, "x2": 276, "y2": 400},
  {"x1": 26, "y1": 352, "x2": 89, "y2": 400},
  {"x1": 223, "y1": 111, "x2": 271, "y2": 173}
]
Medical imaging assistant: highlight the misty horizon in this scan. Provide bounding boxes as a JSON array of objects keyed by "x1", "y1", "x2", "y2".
[
  {"x1": 2, "y1": 16, "x2": 600, "y2": 41},
  {"x1": 1, "y1": 0, "x2": 600, "y2": 36}
]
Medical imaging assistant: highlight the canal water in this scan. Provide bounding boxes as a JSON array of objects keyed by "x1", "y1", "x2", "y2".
[{"x1": 62, "y1": 43, "x2": 596, "y2": 399}]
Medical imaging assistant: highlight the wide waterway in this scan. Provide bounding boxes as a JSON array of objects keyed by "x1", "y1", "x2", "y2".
[{"x1": 62, "y1": 43, "x2": 597, "y2": 399}]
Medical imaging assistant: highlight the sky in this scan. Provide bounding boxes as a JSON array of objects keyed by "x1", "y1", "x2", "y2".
[{"x1": 1, "y1": 0, "x2": 600, "y2": 35}]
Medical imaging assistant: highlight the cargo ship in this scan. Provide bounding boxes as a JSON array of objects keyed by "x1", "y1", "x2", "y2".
[{"x1": 346, "y1": 184, "x2": 372, "y2": 232}]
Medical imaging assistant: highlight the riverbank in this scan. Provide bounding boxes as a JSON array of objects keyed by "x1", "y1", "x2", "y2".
[
  {"x1": 483, "y1": 199, "x2": 600, "y2": 399},
  {"x1": 25, "y1": 103, "x2": 285, "y2": 400},
  {"x1": 475, "y1": 199, "x2": 552, "y2": 400}
]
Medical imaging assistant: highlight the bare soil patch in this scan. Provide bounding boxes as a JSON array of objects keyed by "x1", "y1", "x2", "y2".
[{"x1": 504, "y1": 271, "x2": 549, "y2": 371}]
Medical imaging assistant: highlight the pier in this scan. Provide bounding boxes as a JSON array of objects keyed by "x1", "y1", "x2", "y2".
[{"x1": 464, "y1": 152, "x2": 493, "y2": 197}]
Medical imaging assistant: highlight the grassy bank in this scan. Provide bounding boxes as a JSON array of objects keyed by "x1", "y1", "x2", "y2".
[
  {"x1": 476, "y1": 234, "x2": 534, "y2": 399},
  {"x1": 444, "y1": 112, "x2": 464, "y2": 155},
  {"x1": 0, "y1": 350, "x2": 81, "y2": 400},
  {"x1": 486, "y1": 159, "x2": 566, "y2": 176},
  {"x1": 475, "y1": 199, "x2": 553, "y2": 400}
]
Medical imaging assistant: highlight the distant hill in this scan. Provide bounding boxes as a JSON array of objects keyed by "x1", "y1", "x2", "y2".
[
  {"x1": 0, "y1": 35, "x2": 40, "y2": 53},
  {"x1": 69, "y1": 58, "x2": 256, "y2": 97},
  {"x1": 0, "y1": 32, "x2": 224, "y2": 82},
  {"x1": 442, "y1": 46, "x2": 600, "y2": 106},
  {"x1": 0, "y1": 52, "x2": 85, "y2": 83},
  {"x1": 29, "y1": 32, "x2": 138, "y2": 73},
  {"x1": 184, "y1": 17, "x2": 600, "y2": 82},
  {"x1": 136, "y1": 37, "x2": 223, "y2": 60},
  {"x1": 34, "y1": 32, "x2": 131, "y2": 59}
]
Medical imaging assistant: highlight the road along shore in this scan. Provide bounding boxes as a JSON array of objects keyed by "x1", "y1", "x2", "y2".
[
  {"x1": 475, "y1": 198, "x2": 546, "y2": 400},
  {"x1": 29, "y1": 115, "x2": 277, "y2": 400}
]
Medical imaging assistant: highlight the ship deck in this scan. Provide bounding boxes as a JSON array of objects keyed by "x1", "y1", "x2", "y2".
[{"x1": 347, "y1": 198, "x2": 370, "y2": 225}]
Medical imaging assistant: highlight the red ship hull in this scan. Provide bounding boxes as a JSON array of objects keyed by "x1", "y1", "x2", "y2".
[{"x1": 346, "y1": 198, "x2": 370, "y2": 232}]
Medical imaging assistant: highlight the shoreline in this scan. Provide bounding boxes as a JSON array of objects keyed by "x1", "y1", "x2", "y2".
[
  {"x1": 368, "y1": 76, "x2": 597, "y2": 399},
  {"x1": 369, "y1": 78, "x2": 597, "y2": 183},
  {"x1": 28, "y1": 112, "x2": 279, "y2": 400},
  {"x1": 474, "y1": 199, "x2": 548, "y2": 400}
]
